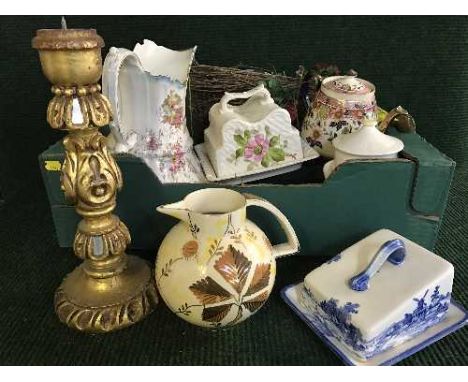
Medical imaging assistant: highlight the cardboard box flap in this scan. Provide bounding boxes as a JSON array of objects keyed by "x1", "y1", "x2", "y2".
[{"x1": 389, "y1": 127, "x2": 455, "y2": 216}]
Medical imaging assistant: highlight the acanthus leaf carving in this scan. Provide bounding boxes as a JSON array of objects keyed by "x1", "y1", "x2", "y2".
[
  {"x1": 46, "y1": 91, "x2": 112, "y2": 131},
  {"x1": 60, "y1": 131, "x2": 122, "y2": 209}
]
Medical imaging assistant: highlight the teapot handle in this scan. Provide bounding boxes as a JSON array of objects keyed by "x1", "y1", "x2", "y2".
[
  {"x1": 244, "y1": 193, "x2": 300, "y2": 258},
  {"x1": 220, "y1": 84, "x2": 273, "y2": 113},
  {"x1": 378, "y1": 106, "x2": 416, "y2": 133}
]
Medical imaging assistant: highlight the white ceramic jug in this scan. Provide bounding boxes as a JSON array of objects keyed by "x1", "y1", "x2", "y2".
[
  {"x1": 155, "y1": 188, "x2": 300, "y2": 327},
  {"x1": 102, "y1": 40, "x2": 205, "y2": 183}
]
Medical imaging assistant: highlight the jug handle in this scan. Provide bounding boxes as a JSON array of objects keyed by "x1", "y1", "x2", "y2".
[
  {"x1": 220, "y1": 84, "x2": 273, "y2": 113},
  {"x1": 244, "y1": 193, "x2": 300, "y2": 258}
]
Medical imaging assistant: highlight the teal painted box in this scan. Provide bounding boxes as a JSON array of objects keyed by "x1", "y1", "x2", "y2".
[{"x1": 39, "y1": 127, "x2": 455, "y2": 257}]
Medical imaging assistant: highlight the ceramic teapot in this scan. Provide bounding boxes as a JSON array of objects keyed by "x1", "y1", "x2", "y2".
[
  {"x1": 301, "y1": 75, "x2": 377, "y2": 158},
  {"x1": 155, "y1": 188, "x2": 300, "y2": 327}
]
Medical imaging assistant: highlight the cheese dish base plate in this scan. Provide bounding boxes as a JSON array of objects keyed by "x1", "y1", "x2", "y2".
[
  {"x1": 281, "y1": 282, "x2": 467, "y2": 366},
  {"x1": 195, "y1": 140, "x2": 319, "y2": 185}
]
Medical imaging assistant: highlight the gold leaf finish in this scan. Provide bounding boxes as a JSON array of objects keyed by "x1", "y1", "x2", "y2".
[
  {"x1": 243, "y1": 290, "x2": 269, "y2": 312},
  {"x1": 32, "y1": 29, "x2": 104, "y2": 50},
  {"x1": 214, "y1": 245, "x2": 251, "y2": 294},
  {"x1": 202, "y1": 304, "x2": 233, "y2": 323},
  {"x1": 61, "y1": 130, "x2": 122, "y2": 213},
  {"x1": 55, "y1": 257, "x2": 158, "y2": 333},
  {"x1": 47, "y1": 90, "x2": 112, "y2": 130},
  {"x1": 245, "y1": 263, "x2": 271, "y2": 297},
  {"x1": 189, "y1": 277, "x2": 232, "y2": 305},
  {"x1": 187, "y1": 245, "x2": 272, "y2": 325},
  {"x1": 33, "y1": 28, "x2": 157, "y2": 332},
  {"x1": 74, "y1": 218, "x2": 130, "y2": 260}
]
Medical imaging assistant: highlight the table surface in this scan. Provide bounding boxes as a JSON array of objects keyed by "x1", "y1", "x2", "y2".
[{"x1": 0, "y1": 167, "x2": 466, "y2": 366}]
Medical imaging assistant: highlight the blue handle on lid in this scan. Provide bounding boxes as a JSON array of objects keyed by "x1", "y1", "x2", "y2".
[{"x1": 349, "y1": 239, "x2": 406, "y2": 292}]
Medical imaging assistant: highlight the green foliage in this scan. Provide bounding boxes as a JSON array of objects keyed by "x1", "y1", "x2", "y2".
[
  {"x1": 269, "y1": 147, "x2": 285, "y2": 162},
  {"x1": 262, "y1": 78, "x2": 296, "y2": 107},
  {"x1": 269, "y1": 136, "x2": 280, "y2": 147},
  {"x1": 234, "y1": 134, "x2": 247, "y2": 146},
  {"x1": 261, "y1": 154, "x2": 272, "y2": 168}
]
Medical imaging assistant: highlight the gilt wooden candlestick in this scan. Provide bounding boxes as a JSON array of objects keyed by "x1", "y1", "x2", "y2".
[{"x1": 32, "y1": 28, "x2": 157, "y2": 332}]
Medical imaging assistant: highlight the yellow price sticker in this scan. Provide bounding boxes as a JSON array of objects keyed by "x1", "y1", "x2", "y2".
[{"x1": 44, "y1": 160, "x2": 62, "y2": 171}]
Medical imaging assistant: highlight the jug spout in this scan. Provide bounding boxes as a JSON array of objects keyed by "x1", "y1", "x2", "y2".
[{"x1": 156, "y1": 201, "x2": 188, "y2": 222}]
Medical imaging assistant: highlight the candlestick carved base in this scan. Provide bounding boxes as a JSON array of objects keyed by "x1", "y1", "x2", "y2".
[
  {"x1": 54, "y1": 126, "x2": 158, "y2": 333},
  {"x1": 55, "y1": 256, "x2": 157, "y2": 332},
  {"x1": 33, "y1": 28, "x2": 158, "y2": 333}
]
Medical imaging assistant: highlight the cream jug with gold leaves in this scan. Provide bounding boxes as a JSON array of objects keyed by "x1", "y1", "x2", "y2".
[{"x1": 155, "y1": 188, "x2": 299, "y2": 327}]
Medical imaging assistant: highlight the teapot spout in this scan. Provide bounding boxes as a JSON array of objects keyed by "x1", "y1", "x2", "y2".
[{"x1": 156, "y1": 201, "x2": 188, "y2": 222}]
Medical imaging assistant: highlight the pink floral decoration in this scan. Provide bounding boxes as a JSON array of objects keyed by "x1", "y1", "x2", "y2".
[
  {"x1": 161, "y1": 90, "x2": 184, "y2": 129},
  {"x1": 244, "y1": 134, "x2": 269, "y2": 162},
  {"x1": 170, "y1": 143, "x2": 185, "y2": 173}
]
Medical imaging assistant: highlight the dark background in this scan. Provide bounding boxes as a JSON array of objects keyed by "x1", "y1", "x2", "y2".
[
  {"x1": 2, "y1": 16, "x2": 468, "y2": 202},
  {"x1": 0, "y1": 16, "x2": 467, "y2": 365}
]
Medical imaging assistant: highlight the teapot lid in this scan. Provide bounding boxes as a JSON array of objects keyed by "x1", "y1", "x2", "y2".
[
  {"x1": 321, "y1": 76, "x2": 375, "y2": 102},
  {"x1": 333, "y1": 119, "x2": 404, "y2": 157}
]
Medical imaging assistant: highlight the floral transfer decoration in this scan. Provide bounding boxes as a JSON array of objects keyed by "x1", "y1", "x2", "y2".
[
  {"x1": 161, "y1": 89, "x2": 184, "y2": 128},
  {"x1": 158, "y1": 238, "x2": 199, "y2": 282},
  {"x1": 302, "y1": 86, "x2": 377, "y2": 151},
  {"x1": 139, "y1": 126, "x2": 205, "y2": 183},
  {"x1": 302, "y1": 105, "x2": 361, "y2": 149},
  {"x1": 304, "y1": 124, "x2": 325, "y2": 149},
  {"x1": 182, "y1": 240, "x2": 199, "y2": 259},
  {"x1": 144, "y1": 130, "x2": 162, "y2": 152},
  {"x1": 233, "y1": 126, "x2": 294, "y2": 170},
  {"x1": 330, "y1": 78, "x2": 366, "y2": 93},
  {"x1": 301, "y1": 285, "x2": 451, "y2": 359},
  {"x1": 188, "y1": 245, "x2": 272, "y2": 326},
  {"x1": 169, "y1": 142, "x2": 186, "y2": 174}
]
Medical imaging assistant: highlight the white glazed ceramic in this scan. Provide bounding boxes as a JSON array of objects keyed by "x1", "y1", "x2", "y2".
[
  {"x1": 155, "y1": 188, "x2": 300, "y2": 328},
  {"x1": 299, "y1": 228, "x2": 455, "y2": 360},
  {"x1": 102, "y1": 48, "x2": 145, "y2": 153},
  {"x1": 102, "y1": 40, "x2": 205, "y2": 183},
  {"x1": 301, "y1": 76, "x2": 377, "y2": 158},
  {"x1": 323, "y1": 119, "x2": 404, "y2": 179},
  {"x1": 195, "y1": 138, "x2": 318, "y2": 184},
  {"x1": 322, "y1": 160, "x2": 336, "y2": 179},
  {"x1": 204, "y1": 85, "x2": 317, "y2": 179},
  {"x1": 282, "y1": 283, "x2": 467, "y2": 366}
]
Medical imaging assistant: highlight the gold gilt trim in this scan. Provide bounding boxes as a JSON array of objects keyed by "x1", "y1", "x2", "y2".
[
  {"x1": 47, "y1": 85, "x2": 112, "y2": 130},
  {"x1": 61, "y1": 130, "x2": 122, "y2": 207},
  {"x1": 74, "y1": 219, "x2": 131, "y2": 261},
  {"x1": 55, "y1": 273, "x2": 158, "y2": 333},
  {"x1": 32, "y1": 29, "x2": 104, "y2": 50},
  {"x1": 33, "y1": 28, "x2": 158, "y2": 333}
]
